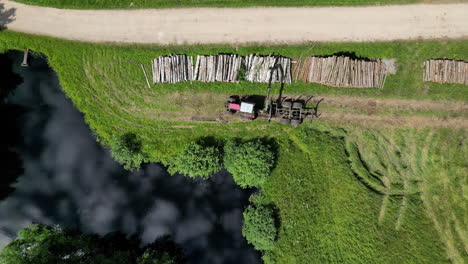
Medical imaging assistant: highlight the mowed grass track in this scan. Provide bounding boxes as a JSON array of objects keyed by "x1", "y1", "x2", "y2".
[{"x1": 13, "y1": 0, "x2": 420, "y2": 9}]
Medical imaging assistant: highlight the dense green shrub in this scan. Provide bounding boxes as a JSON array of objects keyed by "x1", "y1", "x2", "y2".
[
  {"x1": 224, "y1": 139, "x2": 274, "y2": 188},
  {"x1": 242, "y1": 205, "x2": 277, "y2": 251},
  {"x1": 110, "y1": 133, "x2": 147, "y2": 170},
  {"x1": 249, "y1": 191, "x2": 269, "y2": 206},
  {"x1": 169, "y1": 142, "x2": 222, "y2": 179}
]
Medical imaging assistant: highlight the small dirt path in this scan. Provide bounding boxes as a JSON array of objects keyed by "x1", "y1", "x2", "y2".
[
  {"x1": 137, "y1": 91, "x2": 468, "y2": 128},
  {"x1": 2, "y1": 0, "x2": 468, "y2": 44},
  {"x1": 320, "y1": 112, "x2": 468, "y2": 129}
]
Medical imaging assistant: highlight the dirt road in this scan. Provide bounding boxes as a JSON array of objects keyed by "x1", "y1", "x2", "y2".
[{"x1": 2, "y1": 0, "x2": 468, "y2": 44}]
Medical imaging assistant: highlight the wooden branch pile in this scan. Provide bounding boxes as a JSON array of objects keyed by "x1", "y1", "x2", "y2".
[
  {"x1": 295, "y1": 56, "x2": 386, "y2": 88},
  {"x1": 152, "y1": 55, "x2": 193, "y2": 83},
  {"x1": 244, "y1": 55, "x2": 292, "y2": 84},
  {"x1": 193, "y1": 54, "x2": 243, "y2": 82},
  {"x1": 423, "y1": 60, "x2": 467, "y2": 85}
]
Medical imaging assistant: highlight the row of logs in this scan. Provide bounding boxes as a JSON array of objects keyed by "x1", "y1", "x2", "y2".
[
  {"x1": 151, "y1": 55, "x2": 468, "y2": 87},
  {"x1": 294, "y1": 56, "x2": 386, "y2": 88},
  {"x1": 193, "y1": 54, "x2": 243, "y2": 82},
  {"x1": 152, "y1": 55, "x2": 194, "y2": 84},
  {"x1": 244, "y1": 55, "x2": 292, "y2": 84},
  {"x1": 423, "y1": 60, "x2": 467, "y2": 85},
  {"x1": 152, "y1": 54, "x2": 292, "y2": 84}
]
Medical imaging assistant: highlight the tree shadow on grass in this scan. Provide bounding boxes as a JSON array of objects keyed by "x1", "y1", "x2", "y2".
[
  {"x1": 331, "y1": 51, "x2": 372, "y2": 61},
  {"x1": 0, "y1": 3, "x2": 16, "y2": 30},
  {"x1": 197, "y1": 136, "x2": 224, "y2": 150}
]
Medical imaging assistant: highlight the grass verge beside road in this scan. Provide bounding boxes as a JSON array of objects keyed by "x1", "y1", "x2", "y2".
[{"x1": 13, "y1": 0, "x2": 421, "y2": 9}]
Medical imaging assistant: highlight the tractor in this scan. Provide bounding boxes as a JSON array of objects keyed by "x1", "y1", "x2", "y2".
[
  {"x1": 224, "y1": 57, "x2": 317, "y2": 127},
  {"x1": 225, "y1": 96, "x2": 257, "y2": 121}
]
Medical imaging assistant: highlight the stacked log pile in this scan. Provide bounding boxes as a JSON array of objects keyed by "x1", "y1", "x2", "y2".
[
  {"x1": 294, "y1": 56, "x2": 386, "y2": 88},
  {"x1": 193, "y1": 54, "x2": 243, "y2": 82},
  {"x1": 423, "y1": 60, "x2": 467, "y2": 85},
  {"x1": 152, "y1": 55, "x2": 193, "y2": 83},
  {"x1": 244, "y1": 55, "x2": 292, "y2": 84}
]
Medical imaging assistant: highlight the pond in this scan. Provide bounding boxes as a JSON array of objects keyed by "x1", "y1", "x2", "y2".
[{"x1": 0, "y1": 51, "x2": 260, "y2": 264}]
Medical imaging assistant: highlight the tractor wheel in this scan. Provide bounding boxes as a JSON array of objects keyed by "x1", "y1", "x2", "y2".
[
  {"x1": 291, "y1": 119, "x2": 302, "y2": 127},
  {"x1": 280, "y1": 118, "x2": 291, "y2": 125},
  {"x1": 282, "y1": 101, "x2": 292, "y2": 109},
  {"x1": 292, "y1": 102, "x2": 303, "y2": 109},
  {"x1": 228, "y1": 96, "x2": 237, "y2": 103},
  {"x1": 241, "y1": 115, "x2": 253, "y2": 121},
  {"x1": 225, "y1": 110, "x2": 235, "y2": 115}
]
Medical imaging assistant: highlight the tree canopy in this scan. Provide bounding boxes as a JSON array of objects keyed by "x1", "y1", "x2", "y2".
[
  {"x1": 109, "y1": 133, "x2": 147, "y2": 170},
  {"x1": 223, "y1": 139, "x2": 275, "y2": 188},
  {"x1": 242, "y1": 204, "x2": 277, "y2": 251},
  {"x1": 169, "y1": 142, "x2": 222, "y2": 179},
  {"x1": 0, "y1": 224, "x2": 185, "y2": 264}
]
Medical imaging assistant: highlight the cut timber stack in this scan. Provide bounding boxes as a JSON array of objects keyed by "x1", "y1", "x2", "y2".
[
  {"x1": 295, "y1": 56, "x2": 386, "y2": 88},
  {"x1": 244, "y1": 55, "x2": 292, "y2": 84},
  {"x1": 152, "y1": 55, "x2": 193, "y2": 83},
  {"x1": 193, "y1": 54, "x2": 243, "y2": 82},
  {"x1": 423, "y1": 60, "x2": 467, "y2": 85}
]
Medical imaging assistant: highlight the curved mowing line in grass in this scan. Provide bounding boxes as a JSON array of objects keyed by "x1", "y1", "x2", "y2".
[
  {"x1": 345, "y1": 127, "x2": 467, "y2": 262},
  {"x1": 418, "y1": 130, "x2": 467, "y2": 264}
]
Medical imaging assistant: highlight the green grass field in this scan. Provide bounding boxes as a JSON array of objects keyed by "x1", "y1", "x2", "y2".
[
  {"x1": 342, "y1": 125, "x2": 467, "y2": 264},
  {"x1": 1, "y1": 31, "x2": 466, "y2": 263},
  {"x1": 13, "y1": 0, "x2": 422, "y2": 9},
  {"x1": 0, "y1": 31, "x2": 466, "y2": 162},
  {"x1": 262, "y1": 125, "x2": 466, "y2": 264}
]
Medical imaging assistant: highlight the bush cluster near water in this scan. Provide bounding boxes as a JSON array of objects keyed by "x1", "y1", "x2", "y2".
[
  {"x1": 108, "y1": 134, "x2": 280, "y2": 252},
  {"x1": 224, "y1": 139, "x2": 275, "y2": 188},
  {"x1": 168, "y1": 138, "x2": 275, "y2": 186},
  {"x1": 168, "y1": 138, "x2": 278, "y2": 252},
  {"x1": 242, "y1": 203, "x2": 277, "y2": 251},
  {"x1": 169, "y1": 141, "x2": 223, "y2": 179},
  {"x1": 109, "y1": 134, "x2": 276, "y2": 187}
]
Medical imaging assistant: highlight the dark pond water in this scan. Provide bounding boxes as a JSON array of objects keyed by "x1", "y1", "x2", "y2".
[{"x1": 0, "y1": 51, "x2": 260, "y2": 264}]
